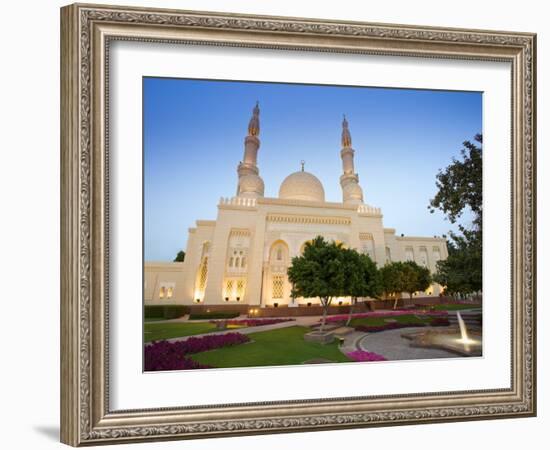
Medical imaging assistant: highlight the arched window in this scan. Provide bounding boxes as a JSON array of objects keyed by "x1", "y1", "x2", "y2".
[
  {"x1": 385, "y1": 246, "x2": 392, "y2": 263},
  {"x1": 229, "y1": 257, "x2": 234, "y2": 267},
  {"x1": 241, "y1": 256, "x2": 246, "y2": 268},
  {"x1": 269, "y1": 241, "x2": 289, "y2": 267},
  {"x1": 235, "y1": 256, "x2": 240, "y2": 268}
]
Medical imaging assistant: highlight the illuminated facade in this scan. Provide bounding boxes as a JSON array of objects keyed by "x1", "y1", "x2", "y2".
[{"x1": 144, "y1": 104, "x2": 448, "y2": 306}]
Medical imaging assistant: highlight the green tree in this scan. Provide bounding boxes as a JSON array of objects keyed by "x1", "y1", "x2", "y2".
[
  {"x1": 429, "y1": 134, "x2": 482, "y2": 230},
  {"x1": 173, "y1": 250, "x2": 185, "y2": 262},
  {"x1": 342, "y1": 249, "x2": 382, "y2": 326},
  {"x1": 380, "y1": 262, "x2": 405, "y2": 309},
  {"x1": 433, "y1": 229, "x2": 482, "y2": 295},
  {"x1": 401, "y1": 261, "x2": 432, "y2": 302},
  {"x1": 429, "y1": 134, "x2": 482, "y2": 297},
  {"x1": 287, "y1": 236, "x2": 347, "y2": 333}
]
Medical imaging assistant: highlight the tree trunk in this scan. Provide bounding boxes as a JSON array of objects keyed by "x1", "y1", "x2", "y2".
[
  {"x1": 346, "y1": 297, "x2": 356, "y2": 326},
  {"x1": 393, "y1": 296, "x2": 398, "y2": 310},
  {"x1": 319, "y1": 297, "x2": 330, "y2": 333}
]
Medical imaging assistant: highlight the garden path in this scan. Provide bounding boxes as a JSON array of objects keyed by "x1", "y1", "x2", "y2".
[
  {"x1": 162, "y1": 316, "x2": 320, "y2": 343},
  {"x1": 356, "y1": 327, "x2": 463, "y2": 360}
]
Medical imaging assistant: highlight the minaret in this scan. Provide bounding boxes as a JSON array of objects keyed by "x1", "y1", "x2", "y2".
[
  {"x1": 236, "y1": 102, "x2": 264, "y2": 198},
  {"x1": 339, "y1": 115, "x2": 364, "y2": 205}
]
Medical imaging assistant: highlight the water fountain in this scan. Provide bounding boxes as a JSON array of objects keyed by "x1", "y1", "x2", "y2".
[{"x1": 402, "y1": 311, "x2": 482, "y2": 357}]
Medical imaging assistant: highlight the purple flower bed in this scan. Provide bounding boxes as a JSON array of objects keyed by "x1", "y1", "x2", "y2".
[
  {"x1": 144, "y1": 341, "x2": 212, "y2": 371},
  {"x1": 346, "y1": 350, "x2": 387, "y2": 362},
  {"x1": 213, "y1": 318, "x2": 294, "y2": 327},
  {"x1": 144, "y1": 332, "x2": 250, "y2": 371}
]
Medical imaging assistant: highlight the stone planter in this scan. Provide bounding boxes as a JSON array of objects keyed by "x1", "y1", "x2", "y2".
[{"x1": 304, "y1": 331, "x2": 334, "y2": 344}]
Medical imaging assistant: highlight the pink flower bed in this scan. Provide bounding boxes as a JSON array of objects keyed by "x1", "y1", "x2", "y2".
[
  {"x1": 144, "y1": 332, "x2": 250, "y2": 371},
  {"x1": 212, "y1": 318, "x2": 294, "y2": 327},
  {"x1": 346, "y1": 350, "x2": 387, "y2": 362}
]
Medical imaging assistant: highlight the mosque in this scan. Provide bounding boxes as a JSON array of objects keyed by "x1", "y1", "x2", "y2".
[{"x1": 144, "y1": 103, "x2": 448, "y2": 307}]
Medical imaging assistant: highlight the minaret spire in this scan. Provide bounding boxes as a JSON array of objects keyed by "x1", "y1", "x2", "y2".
[
  {"x1": 248, "y1": 101, "x2": 260, "y2": 136},
  {"x1": 236, "y1": 102, "x2": 264, "y2": 198},
  {"x1": 342, "y1": 114, "x2": 352, "y2": 148},
  {"x1": 339, "y1": 115, "x2": 364, "y2": 205}
]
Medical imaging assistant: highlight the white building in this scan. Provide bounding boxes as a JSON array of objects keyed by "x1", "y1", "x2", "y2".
[{"x1": 144, "y1": 103, "x2": 447, "y2": 306}]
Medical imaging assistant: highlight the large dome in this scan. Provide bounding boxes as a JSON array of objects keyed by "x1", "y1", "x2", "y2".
[{"x1": 279, "y1": 171, "x2": 325, "y2": 202}]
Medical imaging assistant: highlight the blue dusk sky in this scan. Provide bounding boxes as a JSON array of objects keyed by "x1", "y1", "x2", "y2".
[{"x1": 144, "y1": 77, "x2": 482, "y2": 262}]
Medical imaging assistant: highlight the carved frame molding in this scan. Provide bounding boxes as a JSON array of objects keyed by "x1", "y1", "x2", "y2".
[{"x1": 61, "y1": 3, "x2": 536, "y2": 446}]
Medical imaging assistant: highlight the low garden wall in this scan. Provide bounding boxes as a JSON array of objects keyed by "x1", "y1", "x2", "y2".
[{"x1": 160, "y1": 296, "x2": 480, "y2": 319}]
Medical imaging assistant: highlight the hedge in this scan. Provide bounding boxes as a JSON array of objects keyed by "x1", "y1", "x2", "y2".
[
  {"x1": 188, "y1": 312, "x2": 240, "y2": 320},
  {"x1": 144, "y1": 305, "x2": 189, "y2": 320}
]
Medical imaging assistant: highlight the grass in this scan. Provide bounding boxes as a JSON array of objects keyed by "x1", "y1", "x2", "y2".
[
  {"x1": 349, "y1": 314, "x2": 431, "y2": 328},
  {"x1": 144, "y1": 322, "x2": 217, "y2": 342},
  {"x1": 191, "y1": 326, "x2": 351, "y2": 368}
]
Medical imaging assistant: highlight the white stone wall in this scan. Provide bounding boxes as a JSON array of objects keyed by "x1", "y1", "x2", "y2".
[{"x1": 148, "y1": 197, "x2": 448, "y2": 305}]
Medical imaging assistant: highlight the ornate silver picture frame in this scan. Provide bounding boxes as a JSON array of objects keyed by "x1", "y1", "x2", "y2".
[{"x1": 60, "y1": 3, "x2": 536, "y2": 446}]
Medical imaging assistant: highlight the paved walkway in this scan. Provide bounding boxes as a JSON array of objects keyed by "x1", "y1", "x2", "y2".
[
  {"x1": 163, "y1": 316, "x2": 320, "y2": 343},
  {"x1": 356, "y1": 327, "x2": 461, "y2": 360}
]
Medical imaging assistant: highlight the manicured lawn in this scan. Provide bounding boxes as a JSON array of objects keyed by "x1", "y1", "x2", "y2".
[
  {"x1": 349, "y1": 314, "x2": 430, "y2": 328},
  {"x1": 144, "y1": 322, "x2": 217, "y2": 342},
  {"x1": 191, "y1": 326, "x2": 351, "y2": 368}
]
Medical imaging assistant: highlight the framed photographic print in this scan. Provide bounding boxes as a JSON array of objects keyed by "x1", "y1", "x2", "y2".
[{"x1": 60, "y1": 3, "x2": 536, "y2": 446}]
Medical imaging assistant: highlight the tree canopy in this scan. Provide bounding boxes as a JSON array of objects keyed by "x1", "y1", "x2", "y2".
[
  {"x1": 380, "y1": 261, "x2": 431, "y2": 308},
  {"x1": 429, "y1": 134, "x2": 482, "y2": 230},
  {"x1": 400, "y1": 261, "x2": 431, "y2": 299},
  {"x1": 288, "y1": 236, "x2": 347, "y2": 300},
  {"x1": 429, "y1": 134, "x2": 482, "y2": 296},
  {"x1": 342, "y1": 249, "x2": 382, "y2": 324},
  {"x1": 287, "y1": 236, "x2": 347, "y2": 332},
  {"x1": 342, "y1": 249, "x2": 382, "y2": 300},
  {"x1": 433, "y1": 228, "x2": 482, "y2": 295}
]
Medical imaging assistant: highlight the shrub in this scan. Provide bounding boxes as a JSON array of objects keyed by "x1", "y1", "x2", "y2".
[
  {"x1": 346, "y1": 350, "x2": 387, "y2": 362},
  {"x1": 144, "y1": 305, "x2": 189, "y2": 320},
  {"x1": 188, "y1": 312, "x2": 240, "y2": 320},
  {"x1": 144, "y1": 332, "x2": 250, "y2": 371}
]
